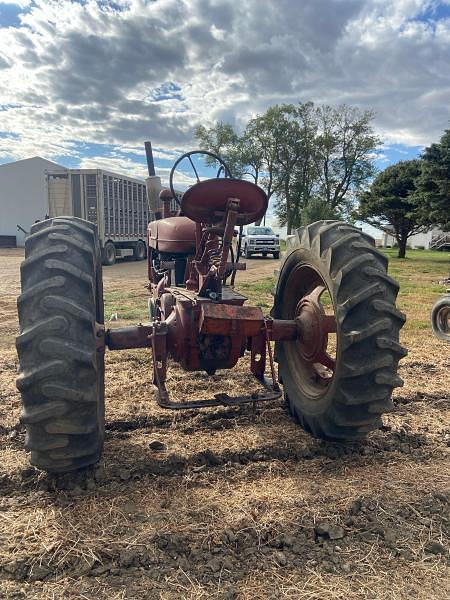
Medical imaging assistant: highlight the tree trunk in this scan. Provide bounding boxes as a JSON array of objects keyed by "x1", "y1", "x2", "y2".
[
  {"x1": 286, "y1": 193, "x2": 292, "y2": 235},
  {"x1": 397, "y1": 235, "x2": 407, "y2": 258}
]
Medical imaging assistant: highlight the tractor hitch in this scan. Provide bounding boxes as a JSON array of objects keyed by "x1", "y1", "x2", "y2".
[{"x1": 102, "y1": 315, "x2": 301, "y2": 410}]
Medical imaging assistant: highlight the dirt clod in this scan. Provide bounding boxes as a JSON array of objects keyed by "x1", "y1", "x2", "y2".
[
  {"x1": 425, "y1": 542, "x2": 447, "y2": 556},
  {"x1": 315, "y1": 522, "x2": 345, "y2": 540},
  {"x1": 148, "y1": 440, "x2": 166, "y2": 451},
  {"x1": 118, "y1": 549, "x2": 141, "y2": 568}
]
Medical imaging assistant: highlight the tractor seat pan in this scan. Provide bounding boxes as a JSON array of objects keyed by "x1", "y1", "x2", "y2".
[{"x1": 181, "y1": 178, "x2": 268, "y2": 226}]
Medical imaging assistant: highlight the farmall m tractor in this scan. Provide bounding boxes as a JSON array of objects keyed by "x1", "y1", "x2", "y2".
[{"x1": 16, "y1": 147, "x2": 407, "y2": 473}]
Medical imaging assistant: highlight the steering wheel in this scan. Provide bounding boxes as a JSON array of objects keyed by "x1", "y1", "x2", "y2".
[{"x1": 169, "y1": 150, "x2": 233, "y2": 206}]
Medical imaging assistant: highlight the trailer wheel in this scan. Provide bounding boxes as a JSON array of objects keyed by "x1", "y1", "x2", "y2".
[
  {"x1": 274, "y1": 221, "x2": 407, "y2": 441},
  {"x1": 431, "y1": 295, "x2": 450, "y2": 341},
  {"x1": 134, "y1": 240, "x2": 147, "y2": 261},
  {"x1": 16, "y1": 217, "x2": 105, "y2": 472},
  {"x1": 102, "y1": 241, "x2": 116, "y2": 266}
]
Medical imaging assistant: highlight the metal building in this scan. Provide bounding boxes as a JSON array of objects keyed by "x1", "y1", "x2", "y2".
[{"x1": 0, "y1": 157, "x2": 66, "y2": 247}]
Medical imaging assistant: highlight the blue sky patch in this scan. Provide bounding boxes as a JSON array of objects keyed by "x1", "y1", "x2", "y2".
[
  {"x1": 417, "y1": 2, "x2": 450, "y2": 22},
  {"x1": 375, "y1": 144, "x2": 423, "y2": 170},
  {"x1": 0, "y1": 2, "x2": 30, "y2": 29},
  {"x1": 151, "y1": 82, "x2": 184, "y2": 102}
]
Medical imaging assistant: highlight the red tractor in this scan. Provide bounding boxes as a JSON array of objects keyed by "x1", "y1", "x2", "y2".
[{"x1": 16, "y1": 149, "x2": 407, "y2": 473}]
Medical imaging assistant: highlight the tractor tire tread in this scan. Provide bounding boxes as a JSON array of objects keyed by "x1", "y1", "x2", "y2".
[
  {"x1": 276, "y1": 220, "x2": 406, "y2": 441},
  {"x1": 16, "y1": 217, "x2": 104, "y2": 472}
]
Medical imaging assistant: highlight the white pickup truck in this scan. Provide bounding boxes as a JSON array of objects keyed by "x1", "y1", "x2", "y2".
[{"x1": 242, "y1": 225, "x2": 280, "y2": 259}]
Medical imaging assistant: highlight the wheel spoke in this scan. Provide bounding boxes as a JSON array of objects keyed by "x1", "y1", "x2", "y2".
[
  {"x1": 188, "y1": 155, "x2": 201, "y2": 182},
  {"x1": 312, "y1": 362, "x2": 333, "y2": 383},
  {"x1": 316, "y1": 350, "x2": 335, "y2": 371},
  {"x1": 306, "y1": 284, "x2": 325, "y2": 304}
]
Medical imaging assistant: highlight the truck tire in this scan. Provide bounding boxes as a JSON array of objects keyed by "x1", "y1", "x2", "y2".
[
  {"x1": 16, "y1": 217, "x2": 105, "y2": 472},
  {"x1": 244, "y1": 245, "x2": 251, "y2": 259},
  {"x1": 134, "y1": 240, "x2": 146, "y2": 261},
  {"x1": 274, "y1": 220, "x2": 407, "y2": 441},
  {"x1": 273, "y1": 252, "x2": 280, "y2": 259},
  {"x1": 102, "y1": 241, "x2": 116, "y2": 266},
  {"x1": 430, "y1": 295, "x2": 450, "y2": 341}
]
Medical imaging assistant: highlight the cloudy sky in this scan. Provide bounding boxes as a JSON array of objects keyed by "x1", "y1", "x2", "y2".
[{"x1": 0, "y1": 0, "x2": 449, "y2": 184}]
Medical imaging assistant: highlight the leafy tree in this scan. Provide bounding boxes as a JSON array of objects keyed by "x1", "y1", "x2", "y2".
[
  {"x1": 195, "y1": 102, "x2": 380, "y2": 234},
  {"x1": 195, "y1": 114, "x2": 278, "y2": 225},
  {"x1": 195, "y1": 116, "x2": 277, "y2": 201},
  {"x1": 358, "y1": 160, "x2": 424, "y2": 258},
  {"x1": 314, "y1": 105, "x2": 380, "y2": 210},
  {"x1": 194, "y1": 122, "x2": 246, "y2": 177},
  {"x1": 271, "y1": 103, "x2": 320, "y2": 233},
  {"x1": 243, "y1": 112, "x2": 278, "y2": 202},
  {"x1": 300, "y1": 197, "x2": 339, "y2": 226},
  {"x1": 417, "y1": 129, "x2": 450, "y2": 230}
]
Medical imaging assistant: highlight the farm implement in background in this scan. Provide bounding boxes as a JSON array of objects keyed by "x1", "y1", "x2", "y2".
[
  {"x1": 16, "y1": 144, "x2": 407, "y2": 473},
  {"x1": 431, "y1": 278, "x2": 450, "y2": 342}
]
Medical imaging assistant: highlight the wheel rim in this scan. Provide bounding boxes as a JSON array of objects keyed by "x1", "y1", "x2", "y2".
[{"x1": 282, "y1": 263, "x2": 337, "y2": 399}]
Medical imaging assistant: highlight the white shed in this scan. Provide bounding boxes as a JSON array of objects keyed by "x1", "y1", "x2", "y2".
[
  {"x1": 382, "y1": 227, "x2": 446, "y2": 250},
  {"x1": 0, "y1": 157, "x2": 67, "y2": 247}
]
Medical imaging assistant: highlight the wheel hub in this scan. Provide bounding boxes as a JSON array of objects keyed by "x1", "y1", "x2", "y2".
[{"x1": 295, "y1": 298, "x2": 327, "y2": 363}]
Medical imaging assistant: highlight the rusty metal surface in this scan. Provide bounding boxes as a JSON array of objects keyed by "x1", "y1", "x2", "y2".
[
  {"x1": 105, "y1": 324, "x2": 154, "y2": 350},
  {"x1": 148, "y1": 216, "x2": 196, "y2": 254},
  {"x1": 199, "y1": 303, "x2": 264, "y2": 337},
  {"x1": 154, "y1": 375, "x2": 281, "y2": 410},
  {"x1": 181, "y1": 178, "x2": 268, "y2": 226},
  {"x1": 266, "y1": 318, "x2": 299, "y2": 341}
]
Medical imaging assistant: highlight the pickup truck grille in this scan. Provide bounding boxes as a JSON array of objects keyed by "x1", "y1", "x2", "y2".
[{"x1": 255, "y1": 239, "x2": 275, "y2": 245}]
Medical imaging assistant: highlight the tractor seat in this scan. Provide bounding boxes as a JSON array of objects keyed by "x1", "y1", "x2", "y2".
[{"x1": 181, "y1": 178, "x2": 268, "y2": 226}]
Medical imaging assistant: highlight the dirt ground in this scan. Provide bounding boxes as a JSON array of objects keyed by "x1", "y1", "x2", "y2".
[{"x1": 0, "y1": 249, "x2": 449, "y2": 599}]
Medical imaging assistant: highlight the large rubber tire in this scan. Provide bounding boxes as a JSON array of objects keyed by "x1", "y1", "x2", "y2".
[
  {"x1": 134, "y1": 240, "x2": 147, "y2": 261},
  {"x1": 244, "y1": 245, "x2": 252, "y2": 259},
  {"x1": 431, "y1": 295, "x2": 450, "y2": 341},
  {"x1": 16, "y1": 217, "x2": 105, "y2": 472},
  {"x1": 102, "y1": 241, "x2": 116, "y2": 266},
  {"x1": 273, "y1": 252, "x2": 280, "y2": 260},
  {"x1": 274, "y1": 220, "x2": 407, "y2": 441}
]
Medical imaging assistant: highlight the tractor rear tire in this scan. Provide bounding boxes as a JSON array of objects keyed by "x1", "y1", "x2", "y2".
[
  {"x1": 274, "y1": 220, "x2": 407, "y2": 441},
  {"x1": 431, "y1": 295, "x2": 450, "y2": 341},
  {"x1": 16, "y1": 217, "x2": 105, "y2": 472}
]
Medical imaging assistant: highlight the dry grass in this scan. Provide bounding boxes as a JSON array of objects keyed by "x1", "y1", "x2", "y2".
[{"x1": 0, "y1": 248, "x2": 449, "y2": 599}]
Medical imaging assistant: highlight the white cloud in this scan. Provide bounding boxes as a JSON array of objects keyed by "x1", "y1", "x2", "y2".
[
  {"x1": 78, "y1": 153, "x2": 198, "y2": 188},
  {"x1": 0, "y1": 0, "x2": 449, "y2": 165}
]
